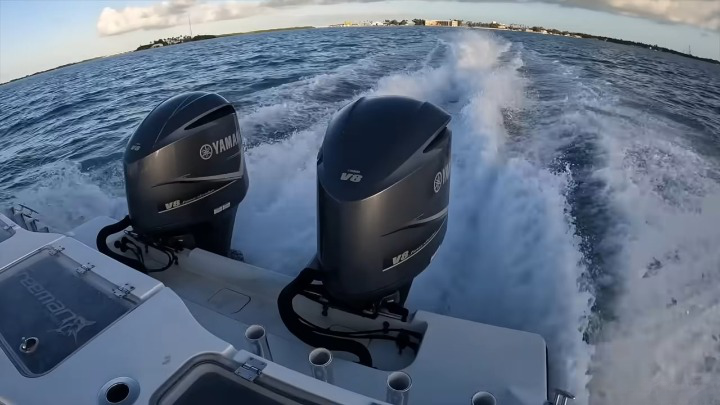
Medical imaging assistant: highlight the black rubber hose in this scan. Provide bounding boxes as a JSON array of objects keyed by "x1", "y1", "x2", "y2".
[
  {"x1": 96, "y1": 216, "x2": 146, "y2": 272},
  {"x1": 277, "y1": 268, "x2": 373, "y2": 367}
]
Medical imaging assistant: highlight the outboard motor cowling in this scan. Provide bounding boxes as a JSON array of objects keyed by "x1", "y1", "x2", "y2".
[
  {"x1": 317, "y1": 96, "x2": 452, "y2": 306},
  {"x1": 277, "y1": 96, "x2": 450, "y2": 367},
  {"x1": 123, "y1": 92, "x2": 249, "y2": 256}
]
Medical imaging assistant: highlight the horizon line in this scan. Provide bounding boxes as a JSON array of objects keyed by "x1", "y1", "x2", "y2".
[{"x1": 2, "y1": 23, "x2": 718, "y2": 85}]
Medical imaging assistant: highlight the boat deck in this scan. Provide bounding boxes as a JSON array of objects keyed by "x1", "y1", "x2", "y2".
[
  {"x1": 71, "y1": 217, "x2": 549, "y2": 404},
  {"x1": 0, "y1": 215, "x2": 549, "y2": 405}
]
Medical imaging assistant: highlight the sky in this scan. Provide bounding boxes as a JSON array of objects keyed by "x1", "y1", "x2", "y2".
[{"x1": 0, "y1": 0, "x2": 719, "y2": 83}]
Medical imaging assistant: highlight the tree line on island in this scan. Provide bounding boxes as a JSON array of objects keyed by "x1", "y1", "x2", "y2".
[
  {"x1": 135, "y1": 35, "x2": 217, "y2": 51},
  {"x1": 381, "y1": 19, "x2": 428, "y2": 26},
  {"x1": 134, "y1": 27, "x2": 314, "y2": 51}
]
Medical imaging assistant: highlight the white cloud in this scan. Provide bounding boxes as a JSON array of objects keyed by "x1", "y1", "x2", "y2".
[
  {"x1": 97, "y1": 0, "x2": 269, "y2": 36},
  {"x1": 97, "y1": 0, "x2": 720, "y2": 36},
  {"x1": 561, "y1": 0, "x2": 720, "y2": 31}
]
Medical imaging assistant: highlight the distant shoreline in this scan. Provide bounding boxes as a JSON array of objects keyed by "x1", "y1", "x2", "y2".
[
  {"x1": 2, "y1": 24, "x2": 716, "y2": 86},
  {"x1": 133, "y1": 26, "x2": 315, "y2": 51},
  {"x1": 468, "y1": 26, "x2": 719, "y2": 65},
  {"x1": 0, "y1": 55, "x2": 114, "y2": 86},
  {"x1": 0, "y1": 26, "x2": 316, "y2": 86}
]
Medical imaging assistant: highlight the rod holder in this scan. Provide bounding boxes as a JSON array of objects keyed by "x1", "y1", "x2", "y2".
[
  {"x1": 471, "y1": 391, "x2": 497, "y2": 405},
  {"x1": 245, "y1": 324, "x2": 272, "y2": 361},
  {"x1": 386, "y1": 371, "x2": 412, "y2": 405},
  {"x1": 552, "y1": 388, "x2": 575, "y2": 405},
  {"x1": 309, "y1": 348, "x2": 334, "y2": 383}
]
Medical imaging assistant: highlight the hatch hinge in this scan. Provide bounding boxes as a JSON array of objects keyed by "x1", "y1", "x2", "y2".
[
  {"x1": 76, "y1": 263, "x2": 95, "y2": 275},
  {"x1": 234, "y1": 357, "x2": 266, "y2": 382},
  {"x1": 112, "y1": 283, "x2": 135, "y2": 298},
  {"x1": 47, "y1": 246, "x2": 65, "y2": 256}
]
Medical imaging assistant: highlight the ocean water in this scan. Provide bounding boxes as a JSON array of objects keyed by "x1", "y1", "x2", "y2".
[{"x1": 1, "y1": 27, "x2": 719, "y2": 404}]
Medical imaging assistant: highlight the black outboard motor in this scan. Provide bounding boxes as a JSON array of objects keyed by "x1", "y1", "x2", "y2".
[
  {"x1": 318, "y1": 96, "x2": 451, "y2": 306},
  {"x1": 278, "y1": 96, "x2": 451, "y2": 366},
  {"x1": 97, "y1": 92, "x2": 249, "y2": 269}
]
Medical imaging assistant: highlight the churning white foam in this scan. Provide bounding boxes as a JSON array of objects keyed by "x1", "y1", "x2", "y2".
[
  {"x1": 587, "y1": 101, "x2": 720, "y2": 404},
  {"x1": 234, "y1": 30, "x2": 593, "y2": 401},
  {"x1": 232, "y1": 121, "x2": 324, "y2": 271},
  {"x1": 380, "y1": 31, "x2": 591, "y2": 400},
  {"x1": 9, "y1": 160, "x2": 126, "y2": 230}
]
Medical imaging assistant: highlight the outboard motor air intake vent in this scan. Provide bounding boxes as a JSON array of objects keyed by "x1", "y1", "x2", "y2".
[
  {"x1": 317, "y1": 96, "x2": 452, "y2": 306},
  {"x1": 123, "y1": 92, "x2": 249, "y2": 256}
]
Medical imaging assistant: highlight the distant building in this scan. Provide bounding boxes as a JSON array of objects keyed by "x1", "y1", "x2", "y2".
[
  {"x1": 151, "y1": 43, "x2": 164, "y2": 48},
  {"x1": 358, "y1": 20, "x2": 383, "y2": 26},
  {"x1": 426, "y1": 19, "x2": 459, "y2": 27}
]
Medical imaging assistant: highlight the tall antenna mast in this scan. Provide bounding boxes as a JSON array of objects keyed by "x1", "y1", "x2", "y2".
[{"x1": 188, "y1": 14, "x2": 193, "y2": 38}]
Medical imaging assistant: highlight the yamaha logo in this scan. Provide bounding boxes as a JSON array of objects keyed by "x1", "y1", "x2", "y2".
[
  {"x1": 200, "y1": 132, "x2": 239, "y2": 161},
  {"x1": 434, "y1": 163, "x2": 450, "y2": 193},
  {"x1": 433, "y1": 172, "x2": 443, "y2": 193},
  {"x1": 199, "y1": 144, "x2": 213, "y2": 160}
]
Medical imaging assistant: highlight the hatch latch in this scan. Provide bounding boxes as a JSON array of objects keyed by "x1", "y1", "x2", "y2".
[{"x1": 234, "y1": 357, "x2": 267, "y2": 382}]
